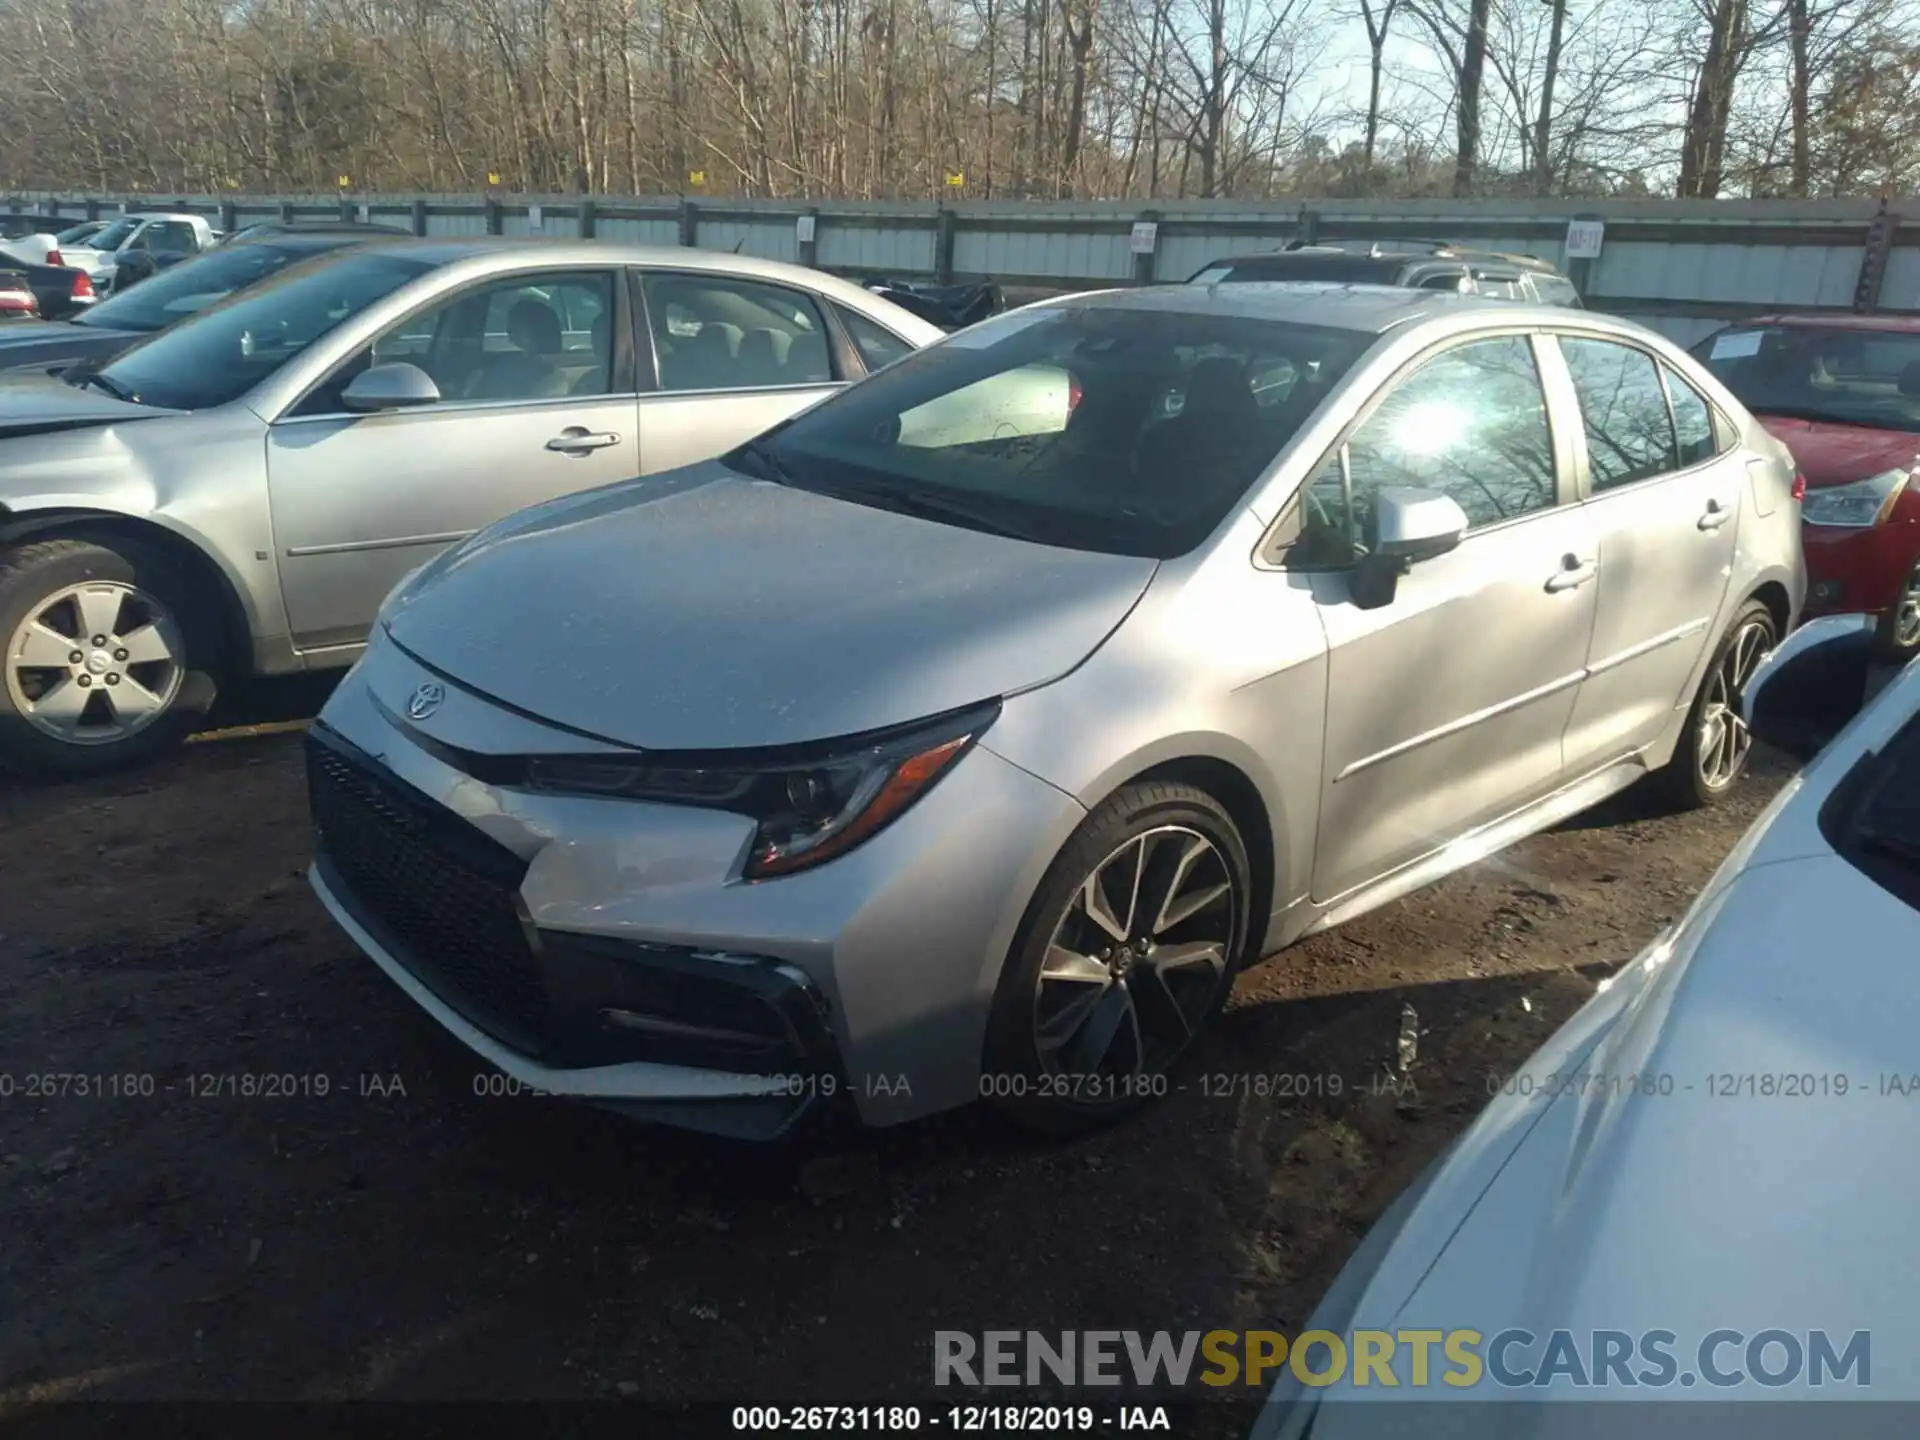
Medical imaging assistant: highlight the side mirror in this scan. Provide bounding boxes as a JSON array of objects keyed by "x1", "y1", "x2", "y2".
[
  {"x1": 341, "y1": 362, "x2": 441, "y2": 413},
  {"x1": 1742, "y1": 614, "x2": 1877, "y2": 762},
  {"x1": 1352, "y1": 487, "x2": 1469, "y2": 610}
]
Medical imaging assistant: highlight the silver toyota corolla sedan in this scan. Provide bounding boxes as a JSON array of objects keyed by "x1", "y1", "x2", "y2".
[
  {"x1": 0, "y1": 241, "x2": 942, "y2": 776},
  {"x1": 1251, "y1": 619, "x2": 1915, "y2": 1438},
  {"x1": 306, "y1": 283, "x2": 1805, "y2": 1140}
]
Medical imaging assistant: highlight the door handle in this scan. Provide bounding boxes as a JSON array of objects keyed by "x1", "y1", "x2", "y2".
[
  {"x1": 1698, "y1": 498, "x2": 1732, "y2": 531},
  {"x1": 1545, "y1": 555, "x2": 1598, "y2": 593},
  {"x1": 546, "y1": 428, "x2": 621, "y2": 455}
]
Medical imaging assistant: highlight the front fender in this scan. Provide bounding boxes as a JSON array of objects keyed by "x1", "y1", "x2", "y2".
[{"x1": 0, "y1": 407, "x2": 287, "y2": 668}]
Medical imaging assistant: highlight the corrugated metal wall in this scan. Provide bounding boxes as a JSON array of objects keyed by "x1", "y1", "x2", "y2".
[{"x1": 7, "y1": 191, "x2": 1915, "y2": 339}]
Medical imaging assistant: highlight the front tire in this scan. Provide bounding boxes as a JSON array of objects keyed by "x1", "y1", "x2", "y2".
[
  {"x1": 982, "y1": 781, "x2": 1252, "y2": 1135},
  {"x1": 0, "y1": 536, "x2": 220, "y2": 779},
  {"x1": 1658, "y1": 599, "x2": 1776, "y2": 810},
  {"x1": 1876, "y1": 561, "x2": 1920, "y2": 663}
]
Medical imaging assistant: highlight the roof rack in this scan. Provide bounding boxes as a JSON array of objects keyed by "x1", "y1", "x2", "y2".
[{"x1": 1284, "y1": 237, "x2": 1462, "y2": 257}]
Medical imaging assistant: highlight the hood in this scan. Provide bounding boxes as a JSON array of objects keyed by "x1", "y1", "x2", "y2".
[
  {"x1": 0, "y1": 369, "x2": 180, "y2": 439},
  {"x1": 0, "y1": 322, "x2": 140, "y2": 375},
  {"x1": 1754, "y1": 413, "x2": 1920, "y2": 487},
  {"x1": 1372, "y1": 856, "x2": 1920, "y2": 1405},
  {"x1": 383, "y1": 463, "x2": 1157, "y2": 751}
]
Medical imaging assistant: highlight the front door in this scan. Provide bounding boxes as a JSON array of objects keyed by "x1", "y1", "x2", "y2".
[
  {"x1": 268, "y1": 268, "x2": 640, "y2": 652},
  {"x1": 1552, "y1": 335, "x2": 1741, "y2": 771},
  {"x1": 633, "y1": 270, "x2": 845, "y2": 475},
  {"x1": 1289, "y1": 334, "x2": 1600, "y2": 902}
]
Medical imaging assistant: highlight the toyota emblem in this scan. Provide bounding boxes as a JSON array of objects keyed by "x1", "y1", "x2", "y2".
[{"x1": 406, "y1": 681, "x2": 446, "y2": 721}]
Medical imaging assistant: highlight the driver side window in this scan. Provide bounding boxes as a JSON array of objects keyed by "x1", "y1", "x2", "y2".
[{"x1": 1284, "y1": 335, "x2": 1558, "y2": 569}]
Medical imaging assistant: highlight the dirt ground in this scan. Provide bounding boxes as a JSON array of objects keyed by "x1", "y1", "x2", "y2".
[{"x1": 0, "y1": 678, "x2": 1790, "y2": 1411}]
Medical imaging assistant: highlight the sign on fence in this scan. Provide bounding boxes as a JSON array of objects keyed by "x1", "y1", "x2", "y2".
[
  {"x1": 795, "y1": 214, "x2": 816, "y2": 243},
  {"x1": 1564, "y1": 219, "x2": 1606, "y2": 259},
  {"x1": 1129, "y1": 220, "x2": 1159, "y2": 255}
]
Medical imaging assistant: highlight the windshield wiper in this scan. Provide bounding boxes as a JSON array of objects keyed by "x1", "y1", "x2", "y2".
[
  {"x1": 823, "y1": 479, "x2": 1041, "y2": 543},
  {"x1": 76, "y1": 371, "x2": 138, "y2": 403},
  {"x1": 728, "y1": 438, "x2": 797, "y2": 486}
]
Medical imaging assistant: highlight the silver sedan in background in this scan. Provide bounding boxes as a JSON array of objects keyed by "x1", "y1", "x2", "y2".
[
  {"x1": 305, "y1": 284, "x2": 1804, "y2": 1140},
  {"x1": 0, "y1": 242, "x2": 942, "y2": 776}
]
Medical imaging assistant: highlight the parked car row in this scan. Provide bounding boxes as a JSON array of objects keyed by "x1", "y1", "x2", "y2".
[
  {"x1": 0, "y1": 229, "x2": 1908, "y2": 1147},
  {"x1": 0, "y1": 211, "x2": 220, "y2": 295}
]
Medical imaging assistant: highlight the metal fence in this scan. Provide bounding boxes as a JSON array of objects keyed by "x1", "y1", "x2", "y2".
[{"x1": 10, "y1": 191, "x2": 1916, "y2": 346}]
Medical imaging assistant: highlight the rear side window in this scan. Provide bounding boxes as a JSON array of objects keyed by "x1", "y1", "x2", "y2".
[
  {"x1": 644, "y1": 273, "x2": 833, "y2": 392},
  {"x1": 1470, "y1": 271, "x2": 1525, "y2": 300},
  {"x1": 836, "y1": 305, "x2": 915, "y2": 372},
  {"x1": 1663, "y1": 365, "x2": 1727, "y2": 466},
  {"x1": 1560, "y1": 337, "x2": 1677, "y2": 491}
]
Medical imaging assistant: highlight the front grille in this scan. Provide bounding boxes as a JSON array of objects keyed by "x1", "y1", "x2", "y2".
[{"x1": 307, "y1": 727, "x2": 550, "y2": 1056}]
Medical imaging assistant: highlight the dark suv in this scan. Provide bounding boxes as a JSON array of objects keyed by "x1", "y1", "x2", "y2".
[{"x1": 1188, "y1": 239, "x2": 1582, "y2": 306}]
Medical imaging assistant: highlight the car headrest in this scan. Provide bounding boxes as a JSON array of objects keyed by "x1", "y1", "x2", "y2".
[{"x1": 507, "y1": 299, "x2": 561, "y2": 356}]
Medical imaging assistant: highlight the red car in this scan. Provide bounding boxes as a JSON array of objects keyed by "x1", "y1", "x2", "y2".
[
  {"x1": 0, "y1": 269, "x2": 39, "y2": 320},
  {"x1": 1692, "y1": 313, "x2": 1920, "y2": 660}
]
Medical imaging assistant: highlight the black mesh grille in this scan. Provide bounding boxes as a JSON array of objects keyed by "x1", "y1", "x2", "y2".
[{"x1": 307, "y1": 728, "x2": 550, "y2": 1056}]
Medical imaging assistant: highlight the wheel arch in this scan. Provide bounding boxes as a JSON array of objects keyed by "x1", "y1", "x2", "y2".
[
  {"x1": 1129, "y1": 755, "x2": 1277, "y2": 959},
  {"x1": 0, "y1": 505, "x2": 253, "y2": 679},
  {"x1": 1748, "y1": 578, "x2": 1792, "y2": 640}
]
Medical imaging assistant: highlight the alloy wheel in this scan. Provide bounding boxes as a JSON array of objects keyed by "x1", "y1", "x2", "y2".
[
  {"x1": 1032, "y1": 825, "x2": 1238, "y2": 1081},
  {"x1": 4, "y1": 580, "x2": 184, "y2": 745},
  {"x1": 1695, "y1": 617, "x2": 1772, "y2": 790},
  {"x1": 1893, "y1": 569, "x2": 1920, "y2": 651}
]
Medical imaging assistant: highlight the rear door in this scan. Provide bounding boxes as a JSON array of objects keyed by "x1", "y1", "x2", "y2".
[
  {"x1": 633, "y1": 270, "x2": 848, "y2": 475},
  {"x1": 267, "y1": 266, "x2": 640, "y2": 652},
  {"x1": 1552, "y1": 333, "x2": 1743, "y2": 771}
]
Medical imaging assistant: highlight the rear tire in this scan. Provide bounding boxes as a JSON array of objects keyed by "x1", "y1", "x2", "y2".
[
  {"x1": 1657, "y1": 599, "x2": 1776, "y2": 810},
  {"x1": 0, "y1": 536, "x2": 220, "y2": 779},
  {"x1": 1875, "y1": 561, "x2": 1920, "y2": 664},
  {"x1": 982, "y1": 781, "x2": 1252, "y2": 1136}
]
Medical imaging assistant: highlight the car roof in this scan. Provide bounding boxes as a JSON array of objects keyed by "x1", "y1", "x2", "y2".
[
  {"x1": 1738, "y1": 312, "x2": 1920, "y2": 334},
  {"x1": 327, "y1": 237, "x2": 934, "y2": 318},
  {"x1": 1054, "y1": 280, "x2": 1554, "y2": 334},
  {"x1": 1212, "y1": 241, "x2": 1562, "y2": 274}
]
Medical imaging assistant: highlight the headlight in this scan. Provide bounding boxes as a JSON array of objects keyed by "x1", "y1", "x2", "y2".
[
  {"x1": 1801, "y1": 468, "x2": 1911, "y2": 527},
  {"x1": 522, "y1": 702, "x2": 998, "y2": 879}
]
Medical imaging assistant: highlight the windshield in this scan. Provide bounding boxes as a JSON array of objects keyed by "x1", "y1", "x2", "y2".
[
  {"x1": 54, "y1": 221, "x2": 103, "y2": 245},
  {"x1": 86, "y1": 251, "x2": 433, "y2": 410},
  {"x1": 89, "y1": 218, "x2": 140, "y2": 251},
  {"x1": 76, "y1": 241, "x2": 349, "y2": 335},
  {"x1": 1693, "y1": 325, "x2": 1920, "y2": 433},
  {"x1": 744, "y1": 305, "x2": 1372, "y2": 558}
]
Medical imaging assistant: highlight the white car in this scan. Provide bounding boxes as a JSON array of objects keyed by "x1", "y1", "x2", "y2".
[
  {"x1": 1252, "y1": 615, "x2": 1916, "y2": 1435},
  {"x1": 0, "y1": 219, "x2": 104, "y2": 268},
  {"x1": 55, "y1": 212, "x2": 218, "y2": 291}
]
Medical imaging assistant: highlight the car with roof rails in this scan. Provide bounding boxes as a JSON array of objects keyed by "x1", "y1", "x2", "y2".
[
  {"x1": 301, "y1": 283, "x2": 1801, "y2": 1141},
  {"x1": 1189, "y1": 239, "x2": 1583, "y2": 307},
  {"x1": 0, "y1": 239, "x2": 943, "y2": 777}
]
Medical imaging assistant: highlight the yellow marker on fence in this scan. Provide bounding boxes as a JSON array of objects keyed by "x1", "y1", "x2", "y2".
[
  {"x1": 336, "y1": 174, "x2": 350, "y2": 188},
  {"x1": 945, "y1": 171, "x2": 965, "y2": 187},
  {"x1": 487, "y1": 172, "x2": 501, "y2": 186},
  {"x1": 689, "y1": 170, "x2": 706, "y2": 187}
]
